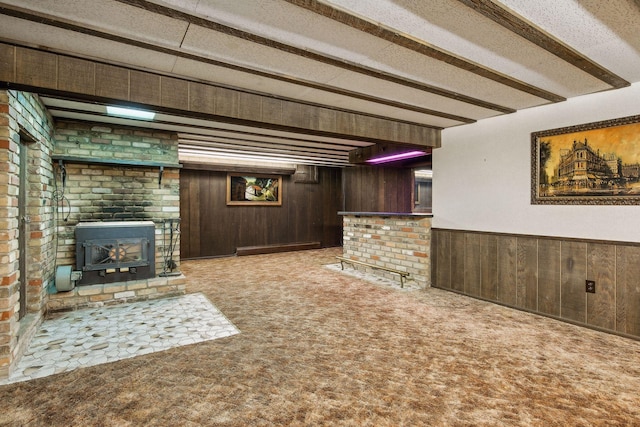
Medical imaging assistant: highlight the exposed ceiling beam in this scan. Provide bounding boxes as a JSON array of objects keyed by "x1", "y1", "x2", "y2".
[
  {"x1": 284, "y1": 0, "x2": 565, "y2": 103},
  {"x1": 457, "y1": 0, "x2": 630, "y2": 89},
  {"x1": 0, "y1": 4, "x2": 474, "y2": 125},
  {"x1": 113, "y1": 0, "x2": 515, "y2": 114},
  {"x1": 0, "y1": 42, "x2": 440, "y2": 146}
]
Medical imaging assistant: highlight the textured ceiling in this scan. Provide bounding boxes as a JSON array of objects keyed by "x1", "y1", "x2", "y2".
[{"x1": 1, "y1": 0, "x2": 638, "y2": 166}]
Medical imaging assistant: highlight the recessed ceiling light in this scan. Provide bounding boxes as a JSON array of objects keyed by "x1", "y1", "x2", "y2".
[{"x1": 106, "y1": 106, "x2": 155, "y2": 120}]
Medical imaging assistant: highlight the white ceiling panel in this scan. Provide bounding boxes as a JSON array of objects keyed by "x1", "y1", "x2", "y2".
[
  {"x1": 0, "y1": 16, "x2": 179, "y2": 74},
  {"x1": 0, "y1": 0, "x2": 189, "y2": 47},
  {"x1": 325, "y1": 71, "x2": 510, "y2": 120},
  {"x1": 324, "y1": 0, "x2": 613, "y2": 97},
  {"x1": 180, "y1": 24, "x2": 348, "y2": 83},
  {"x1": 498, "y1": 0, "x2": 640, "y2": 81},
  {"x1": 191, "y1": 0, "x2": 392, "y2": 62},
  {"x1": 364, "y1": 44, "x2": 550, "y2": 109}
]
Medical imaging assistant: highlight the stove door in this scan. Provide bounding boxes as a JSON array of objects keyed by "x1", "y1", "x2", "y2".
[{"x1": 83, "y1": 238, "x2": 149, "y2": 272}]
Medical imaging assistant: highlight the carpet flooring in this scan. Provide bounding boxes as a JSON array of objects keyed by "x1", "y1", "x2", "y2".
[{"x1": 1, "y1": 247, "x2": 639, "y2": 426}]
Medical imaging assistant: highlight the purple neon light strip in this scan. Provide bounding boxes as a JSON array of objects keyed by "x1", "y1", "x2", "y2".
[{"x1": 366, "y1": 150, "x2": 427, "y2": 164}]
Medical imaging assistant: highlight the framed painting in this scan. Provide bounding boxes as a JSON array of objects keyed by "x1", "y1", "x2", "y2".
[
  {"x1": 226, "y1": 174, "x2": 283, "y2": 206},
  {"x1": 531, "y1": 114, "x2": 640, "y2": 205}
]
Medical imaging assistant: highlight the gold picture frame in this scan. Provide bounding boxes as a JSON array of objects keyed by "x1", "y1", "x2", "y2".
[
  {"x1": 226, "y1": 174, "x2": 283, "y2": 206},
  {"x1": 532, "y1": 115, "x2": 640, "y2": 205}
]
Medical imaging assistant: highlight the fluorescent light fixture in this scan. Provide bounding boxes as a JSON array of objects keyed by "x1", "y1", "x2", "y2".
[
  {"x1": 179, "y1": 149, "x2": 338, "y2": 166},
  {"x1": 106, "y1": 106, "x2": 155, "y2": 120},
  {"x1": 414, "y1": 169, "x2": 433, "y2": 179},
  {"x1": 366, "y1": 150, "x2": 427, "y2": 164}
]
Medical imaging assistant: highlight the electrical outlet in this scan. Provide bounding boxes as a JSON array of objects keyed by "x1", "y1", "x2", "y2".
[{"x1": 586, "y1": 280, "x2": 596, "y2": 293}]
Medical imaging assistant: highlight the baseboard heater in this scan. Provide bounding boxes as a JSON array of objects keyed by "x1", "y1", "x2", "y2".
[{"x1": 236, "y1": 242, "x2": 321, "y2": 256}]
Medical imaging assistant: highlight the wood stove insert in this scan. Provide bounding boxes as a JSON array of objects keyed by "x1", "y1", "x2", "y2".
[{"x1": 75, "y1": 221, "x2": 156, "y2": 285}]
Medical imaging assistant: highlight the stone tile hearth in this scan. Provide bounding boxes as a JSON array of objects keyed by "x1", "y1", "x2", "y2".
[{"x1": 1, "y1": 293, "x2": 239, "y2": 385}]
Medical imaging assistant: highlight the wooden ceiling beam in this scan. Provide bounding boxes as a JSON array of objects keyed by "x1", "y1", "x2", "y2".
[
  {"x1": 0, "y1": 42, "x2": 441, "y2": 147},
  {"x1": 285, "y1": 0, "x2": 565, "y2": 103},
  {"x1": 457, "y1": 0, "x2": 630, "y2": 89}
]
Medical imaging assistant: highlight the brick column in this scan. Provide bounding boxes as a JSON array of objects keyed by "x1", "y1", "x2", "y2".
[{"x1": 0, "y1": 90, "x2": 55, "y2": 378}]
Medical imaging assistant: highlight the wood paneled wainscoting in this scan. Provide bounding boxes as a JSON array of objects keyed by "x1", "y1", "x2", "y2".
[{"x1": 432, "y1": 229, "x2": 640, "y2": 339}]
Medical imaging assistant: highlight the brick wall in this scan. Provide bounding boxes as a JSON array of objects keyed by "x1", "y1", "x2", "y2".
[
  {"x1": 0, "y1": 90, "x2": 55, "y2": 378},
  {"x1": 53, "y1": 121, "x2": 178, "y2": 164},
  {"x1": 50, "y1": 121, "x2": 182, "y2": 310},
  {"x1": 342, "y1": 214, "x2": 432, "y2": 288}
]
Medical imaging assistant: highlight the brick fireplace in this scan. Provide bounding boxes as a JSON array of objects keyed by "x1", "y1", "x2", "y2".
[{"x1": 48, "y1": 120, "x2": 185, "y2": 311}]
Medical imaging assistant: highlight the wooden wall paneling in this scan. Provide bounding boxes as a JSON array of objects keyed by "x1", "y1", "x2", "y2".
[
  {"x1": 199, "y1": 171, "x2": 219, "y2": 255},
  {"x1": 431, "y1": 229, "x2": 439, "y2": 287},
  {"x1": 496, "y1": 235, "x2": 517, "y2": 306},
  {"x1": 178, "y1": 170, "x2": 192, "y2": 259},
  {"x1": 537, "y1": 239, "x2": 561, "y2": 316},
  {"x1": 342, "y1": 168, "x2": 353, "y2": 212},
  {"x1": 398, "y1": 168, "x2": 413, "y2": 212},
  {"x1": 382, "y1": 170, "x2": 394, "y2": 212},
  {"x1": 480, "y1": 234, "x2": 498, "y2": 300},
  {"x1": 288, "y1": 176, "x2": 308, "y2": 242},
  {"x1": 560, "y1": 241, "x2": 587, "y2": 323},
  {"x1": 353, "y1": 167, "x2": 364, "y2": 209},
  {"x1": 213, "y1": 171, "x2": 238, "y2": 255},
  {"x1": 183, "y1": 169, "x2": 203, "y2": 258},
  {"x1": 586, "y1": 243, "x2": 616, "y2": 330},
  {"x1": 450, "y1": 232, "x2": 465, "y2": 292},
  {"x1": 357, "y1": 168, "x2": 368, "y2": 211},
  {"x1": 322, "y1": 168, "x2": 342, "y2": 246},
  {"x1": 320, "y1": 168, "x2": 332, "y2": 245},
  {"x1": 342, "y1": 166, "x2": 413, "y2": 213},
  {"x1": 187, "y1": 169, "x2": 200, "y2": 258},
  {"x1": 615, "y1": 245, "x2": 640, "y2": 336},
  {"x1": 180, "y1": 167, "x2": 344, "y2": 258},
  {"x1": 431, "y1": 229, "x2": 640, "y2": 340},
  {"x1": 433, "y1": 229, "x2": 451, "y2": 289},
  {"x1": 464, "y1": 233, "x2": 481, "y2": 296},
  {"x1": 377, "y1": 168, "x2": 386, "y2": 211},
  {"x1": 516, "y1": 237, "x2": 538, "y2": 311}
]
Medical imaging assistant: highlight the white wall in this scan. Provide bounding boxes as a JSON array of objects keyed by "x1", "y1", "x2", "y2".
[{"x1": 433, "y1": 83, "x2": 640, "y2": 242}]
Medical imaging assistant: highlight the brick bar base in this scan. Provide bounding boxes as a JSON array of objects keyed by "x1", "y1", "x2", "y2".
[{"x1": 340, "y1": 212, "x2": 433, "y2": 288}]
